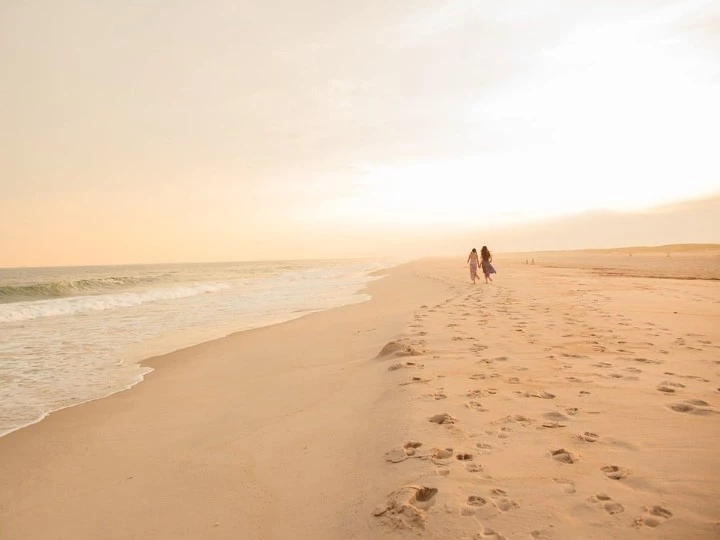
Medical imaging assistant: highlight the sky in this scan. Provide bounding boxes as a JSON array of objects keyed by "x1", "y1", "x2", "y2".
[{"x1": 1, "y1": 0, "x2": 719, "y2": 266}]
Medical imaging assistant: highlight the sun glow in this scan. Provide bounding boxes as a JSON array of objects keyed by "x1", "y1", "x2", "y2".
[{"x1": 315, "y1": 3, "x2": 720, "y2": 228}]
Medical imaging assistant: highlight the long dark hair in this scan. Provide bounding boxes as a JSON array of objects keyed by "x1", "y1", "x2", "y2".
[{"x1": 481, "y1": 246, "x2": 491, "y2": 261}]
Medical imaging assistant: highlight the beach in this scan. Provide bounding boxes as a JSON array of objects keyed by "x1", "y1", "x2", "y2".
[{"x1": 1, "y1": 253, "x2": 719, "y2": 539}]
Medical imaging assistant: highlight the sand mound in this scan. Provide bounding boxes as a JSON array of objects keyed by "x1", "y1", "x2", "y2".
[{"x1": 376, "y1": 341, "x2": 422, "y2": 359}]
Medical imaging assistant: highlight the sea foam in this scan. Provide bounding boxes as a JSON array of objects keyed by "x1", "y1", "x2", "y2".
[{"x1": 0, "y1": 282, "x2": 231, "y2": 322}]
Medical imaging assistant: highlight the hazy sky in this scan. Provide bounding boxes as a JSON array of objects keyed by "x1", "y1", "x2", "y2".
[{"x1": 2, "y1": 0, "x2": 719, "y2": 266}]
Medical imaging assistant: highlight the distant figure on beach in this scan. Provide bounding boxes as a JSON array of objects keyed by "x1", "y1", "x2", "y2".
[
  {"x1": 467, "y1": 248, "x2": 480, "y2": 284},
  {"x1": 480, "y1": 246, "x2": 496, "y2": 284}
]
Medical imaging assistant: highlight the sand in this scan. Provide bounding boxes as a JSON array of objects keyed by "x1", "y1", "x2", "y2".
[{"x1": 1, "y1": 254, "x2": 719, "y2": 539}]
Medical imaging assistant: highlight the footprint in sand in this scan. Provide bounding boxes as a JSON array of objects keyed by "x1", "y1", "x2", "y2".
[
  {"x1": 576, "y1": 431, "x2": 599, "y2": 443},
  {"x1": 429, "y1": 413, "x2": 456, "y2": 425},
  {"x1": 493, "y1": 414, "x2": 534, "y2": 426},
  {"x1": 460, "y1": 495, "x2": 500, "y2": 519},
  {"x1": 562, "y1": 353, "x2": 587, "y2": 359},
  {"x1": 388, "y1": 361, "x2": 425, "y2": 371},
  {"x1": 553, "y1": 478, "x2": 576, "y2": 494},
  {"x1": 373, "y1": 486, "x2": 439, "y2": 529},
  {"x1": 543, "y1": 412, "x2": 569, "y2": 422},
  {"x1": 385, "y1": 441, "x2": 424, "y2": 463},
  {"x1": 603, "y1": 502, "x2": 625, "y2": 516},
  {"x1": 601, "y1": 465, "x2": 630, "y2": 480},
  {"x1": 431, "y1": 447, "x2": 454, "y2": 462},
  {"x1": 633, "y1": 357, "x2": 662, "y2": 365},
  {"x1": 467, "y1": 495, "x2": 488, "y2": 506},
  {"x1": 634, "y1": 505, "x2": 673, "y2": 528},
  {"x1": 477, "y1": 527, "x2": 508, "y2": 540},
  {"x1": 466, "y1": 463, "x2": 484, "y2": 473},
  {"x1": 542, "y1": 421, "x2": 567, "y2": 429},
  {"x1": 489, "y1": 488, "x2": 519, "y2": 512},
  {"x1": 589, "y1": 493, "x2": 624, "y2": 515},
  {"x1": 669, "y1": 401, "x2": 716, "y2": 415},
  {"x1": 466, "y1": 401, "x2": 487, "y2": 412},
  {"x1": 520, "y1": 390, "x2": 556, "y2": 399},
  {"x1": 399, "y1": 376, "x2": 431, "y2": 386},
  {"x1": 592, "y1": 362, "x2": 613, "y2": 368},
  {"x1": 664, "y1": 372, "x2": 710, "y2": 382},
  {"x1": 551, "y1": 448, "x2": 577, "y2": 464}
]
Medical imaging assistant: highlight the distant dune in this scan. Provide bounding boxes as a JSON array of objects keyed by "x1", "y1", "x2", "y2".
[
  {"x1": 504, "y1": 243, "x2": 720, "y2": 256},
  {"x1": 501, "y1": 244, "x2": 720, "y2": 281},
  {"x1": 480, "y1": 194, "x2": 720, "y2": 254}
]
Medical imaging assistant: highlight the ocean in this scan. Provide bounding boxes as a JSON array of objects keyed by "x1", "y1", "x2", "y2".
[{"x1": 0, "y1": 259, "x2": 390, "y2": 437}]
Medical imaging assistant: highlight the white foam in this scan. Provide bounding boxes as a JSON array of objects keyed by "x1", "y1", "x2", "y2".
[{"x1": 0, "y1": 282, "x2": 231, "y2": 322}]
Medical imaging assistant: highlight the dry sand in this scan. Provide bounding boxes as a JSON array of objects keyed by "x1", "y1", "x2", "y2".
[{"x1": 1, "y1": 253, "x2": 719, "y2": 539}]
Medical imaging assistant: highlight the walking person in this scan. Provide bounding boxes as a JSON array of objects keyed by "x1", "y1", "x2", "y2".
[
  {"x1": 467, "y1": 248, "x2": 480, "y2": 284},
  {"x1": 480, "y1": 246, "x2": 496, "y2": 284}
]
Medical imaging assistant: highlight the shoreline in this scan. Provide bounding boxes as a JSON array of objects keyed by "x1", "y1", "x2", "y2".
[
  {"x1": 2, "y1": 256, "x2": 718, "y2": 539},
  {"x1": 0, "y1": 260, "x2": 453, "y2": 539},
  {"x1": 0, "y1": 265, "x2": 386, "y2": 439}
]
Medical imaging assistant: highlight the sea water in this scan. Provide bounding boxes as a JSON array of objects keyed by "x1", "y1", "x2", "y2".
[{"x1": 0, "y1": 259, "x2": 390, "y2": 436}]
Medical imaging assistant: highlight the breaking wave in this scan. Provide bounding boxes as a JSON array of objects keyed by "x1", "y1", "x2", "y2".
[
  {"x1": 0, "y1": 282, "x2": 231, "y2": 323},
  {"x1": 0, "y1": 276, "x2": 155, "y2": 301}
]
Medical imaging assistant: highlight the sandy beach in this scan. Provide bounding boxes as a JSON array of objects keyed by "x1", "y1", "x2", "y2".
[{"x1": 1, "y1": 253, "x2": 719, "y2": 539}]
